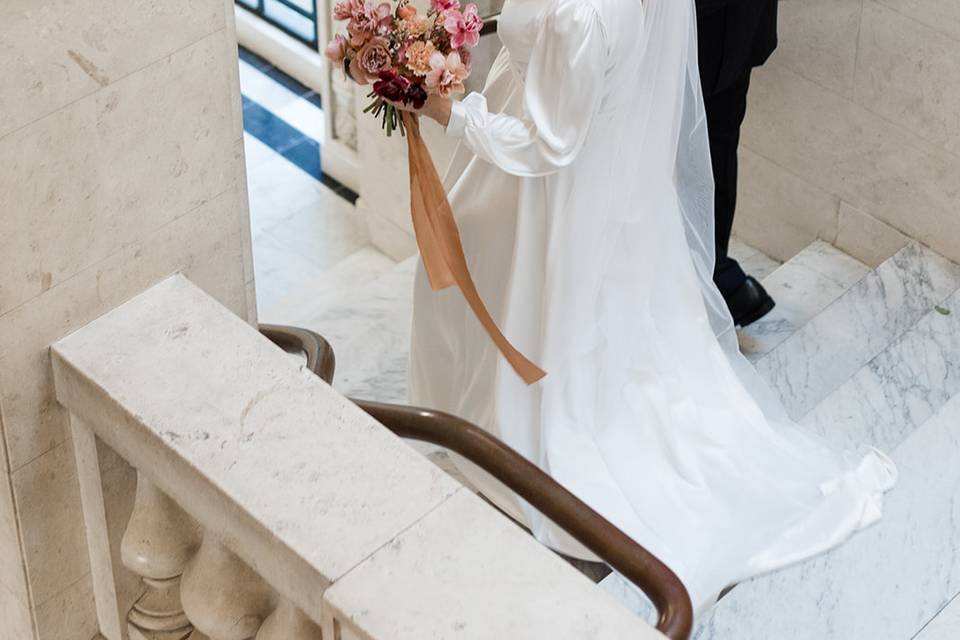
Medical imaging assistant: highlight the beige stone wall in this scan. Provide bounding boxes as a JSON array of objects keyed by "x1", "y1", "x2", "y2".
[
  {"x1": 0, "y1": 1, "x2": 255, "y2": 638},
  {"x1": 735, "y1": 0, "x2": 958, "y2": 267}
]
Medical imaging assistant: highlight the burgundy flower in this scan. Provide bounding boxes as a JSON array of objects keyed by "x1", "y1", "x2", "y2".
[
  {"x1": 405, "y1": 83, "x2": 428, "y2": 109},
  {"x1": 373, "y1": 70, "x2": 411, "y2": 102}
]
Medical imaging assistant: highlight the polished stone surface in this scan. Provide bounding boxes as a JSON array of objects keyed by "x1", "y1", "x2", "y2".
[
  {"x1": 279, "y1": 258, "x2": 417, "y2": 403},
  {"x1": 915, "y1": 593, "x2": 960, "y2": 640},
  {"x1": 53, "y1": 275, "x2": 461, "y2": 592},
  {"x1": 0, "y1": 32, "x2": 237, "y2": 316},
  {"x1": 54, "y1": 275, "x2": 660, "y2": 640},
  {"x1": 734, "y1": 148, "x2": 841, "y2": 263},
  {"x1": 0, "y1": 4, "x2": 253, "y2": 635},
  {"x1": 0, "y1": 0, "x2": 225, "y2": 140},
  {"x1": 737, "y1": 0, "x2": 960, "y2": 266},
  {"x1": 696, "y1": 391, "x2": 960, "y2": 640},
  {"x1": 834, "y1": 201, "x2": 909, "y2": 269},
  {"x1": 855, "y1": 1, "x2": 960, "y2": 156},
  {"x1": 756, "y1": 242, "x2": 960, "y2": 419},
  {"x1": 323, "y1": 489, "x2": 662, "y2": 640},
  {"x1": 729, "y1": 237, "x2": 782, "y2": 281},
  {"x1": 262, "y1": 247, "x2": 396, "y2": 325},
  {"x1": 740, "y1": 240, "x2": 869, "y2": 360},
  {"x1": 803, "y1": 285, "x2": 960, "y2": 453},
  {"x1": 742, "y1": 58, "x2": 960, "y2": 265}
]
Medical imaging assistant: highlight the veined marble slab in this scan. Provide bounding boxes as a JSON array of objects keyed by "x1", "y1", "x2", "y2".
[
  {"x1": 693, "y1": 391, "x2": 960, "y2": 640},
  {"x1": 261, "y1": 246, "x2": 396, "y2": 325},
  {"x1": 281, "y1": 256, "x2": 417, "y2": 403},
  {"x1": 598, "y1": 572, "x2": 659, "y2": 628},
  {"x1": 803, "y1": 287, "x2": 960, "y2": 453},
  {"x1": 730, "y1": 237, "x2": 782, "y2": 281},
  {"x1": 915, "y1": 593, "x2": 960, "y2": 640},
  {"x1": 740, "y1": 240, "x2": 870, "y2": 361},
  {"x1": 755, "y1": 242, "x2": 960, "y2": 419}
]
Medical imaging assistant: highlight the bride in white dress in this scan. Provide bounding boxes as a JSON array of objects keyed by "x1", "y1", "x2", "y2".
[{"x1": 397, "y1": 0, "x2": 897, "y2": 618}]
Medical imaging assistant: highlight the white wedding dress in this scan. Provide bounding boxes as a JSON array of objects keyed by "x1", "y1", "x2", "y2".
[{"x1": 408, "y1": 0, "x2": 897, "y2": 617}]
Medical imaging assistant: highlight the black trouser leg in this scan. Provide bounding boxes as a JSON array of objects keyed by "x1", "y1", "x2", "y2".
[{"x1": 705, "y1": 71, "x2": 752, "y2": 297}]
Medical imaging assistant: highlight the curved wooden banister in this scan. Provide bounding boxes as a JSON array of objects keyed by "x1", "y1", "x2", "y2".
[
  {"x1": 481, "y1": 14, "x2": 499, "y2": 37},
  {"x1": 261, "y1": 324, "x2": 694, "y2": 640},
  {"x1": 259, "y1": 323, "x2": 336, "y2": 383}
]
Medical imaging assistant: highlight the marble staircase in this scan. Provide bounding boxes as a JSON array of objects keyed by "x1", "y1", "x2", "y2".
[{"x1": 267, "y1": 237, "x2": 960, "y2": 639}]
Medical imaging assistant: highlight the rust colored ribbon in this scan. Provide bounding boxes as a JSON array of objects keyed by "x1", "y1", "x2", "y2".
[{"x1": 402, "y1": 111, "x2": 546, "y2": 385}]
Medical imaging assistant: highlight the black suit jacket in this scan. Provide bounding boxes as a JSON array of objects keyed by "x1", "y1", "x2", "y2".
[{"x1": 696, "y1": 0, "x2": 778, "y2": 96}]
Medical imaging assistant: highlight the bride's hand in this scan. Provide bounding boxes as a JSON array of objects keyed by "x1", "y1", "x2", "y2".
[{"x1": 382, "y1": 94, "x2": 452, "y2": 128}]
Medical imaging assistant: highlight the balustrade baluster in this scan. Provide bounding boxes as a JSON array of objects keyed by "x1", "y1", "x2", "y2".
[
  {"x1": 121, "y1": 473, "x2": 201, "y2": 640},
  {"x1": 180, "y1": 535, "x2": 274, "y2": 640},
  {"x1": 256, "y1": 599, "x2": 322, "y2": 639}
]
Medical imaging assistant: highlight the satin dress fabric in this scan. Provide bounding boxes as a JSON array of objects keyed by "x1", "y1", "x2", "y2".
[{"x1": 408, "y1": 0, "x2": 896, "y2": 617}]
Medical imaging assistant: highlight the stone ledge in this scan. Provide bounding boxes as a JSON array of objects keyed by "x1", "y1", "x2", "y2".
[{"x1": 51, "y1": 274, "x2": 660, "y2": 637}]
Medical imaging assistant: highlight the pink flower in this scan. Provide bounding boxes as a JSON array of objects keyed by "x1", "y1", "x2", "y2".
[
  {"x1": 431, "y1": 0, "x2": 459, "y2": 12},
  {"x1": 351, "y1": 36, "x2": 392, "y2": 81},
  {"x1": 324, "y1": 33, "x2": 349, "y2": 63},
  {"x1": 443, "y1": 3, "x2": 482, "y2": 49},
  {"x1": 397, "y1": 3, "x2": 417, "y2": 19},
  {"x1": 347, "y1": 2, "x2": 393, "y2": 46},
  {"x1": 333, "y1": 0, "x2": 362, "y2": 20},
  {"x1": 425, "y1": 51, "x2": 468, "y2": 97},
  {"x1": 458, "y1": 47, "x2": 472, "y2": 73}
]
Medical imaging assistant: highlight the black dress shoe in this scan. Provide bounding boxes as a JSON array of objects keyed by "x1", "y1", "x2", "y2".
[{"x1": 724, "y1": 276, "x2": 775, "y2": 327}]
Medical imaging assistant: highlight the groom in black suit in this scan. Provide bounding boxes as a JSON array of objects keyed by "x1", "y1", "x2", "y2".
[{"x1": 697, "y1": 0, "x2": 778, "y2": 327}]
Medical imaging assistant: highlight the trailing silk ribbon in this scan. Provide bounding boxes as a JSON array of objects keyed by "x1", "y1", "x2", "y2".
[{"x1": 402, "y1": 111, "x2": 546, "y2": 385}]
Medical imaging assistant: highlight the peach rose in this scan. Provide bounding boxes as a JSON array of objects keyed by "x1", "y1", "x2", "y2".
[
  {"x1": 351, "y1": 36, "x2": 392, "y2": 81},
  {"x1": 405, "y1": 40, "x2": 437, "y2": 76}
]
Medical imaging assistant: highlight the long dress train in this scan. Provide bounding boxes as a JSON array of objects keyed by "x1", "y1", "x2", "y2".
[{"x1": 408, "y1": 0, "x2": 896, "y2": 616}]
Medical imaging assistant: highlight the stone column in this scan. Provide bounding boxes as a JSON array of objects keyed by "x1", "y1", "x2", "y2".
[
  {"x1": 121, "y1": 474, "x2": 201, "y2": 640},
  {"x1": 179, "y1": 536, "x2": 274, "y2": 640},
  {"x1": 256, "y1": 599, "x2": 323, "y2": 639}
]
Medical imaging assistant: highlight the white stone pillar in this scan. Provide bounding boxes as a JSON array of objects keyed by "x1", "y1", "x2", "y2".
[
  {"x1": 121, "y1": 474, "x2": 201, "y2": 640},
  {"x1": 256, "y1": 599, "x2": 322, "y2": 639},
  {"x1": 180, "y1": 536, "x2": 274, "y2": 640}
]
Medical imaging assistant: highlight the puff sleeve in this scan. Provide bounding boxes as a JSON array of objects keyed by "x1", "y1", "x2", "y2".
[{"x1": 445, "y1": 0, "x2": 609, "y2": 177}]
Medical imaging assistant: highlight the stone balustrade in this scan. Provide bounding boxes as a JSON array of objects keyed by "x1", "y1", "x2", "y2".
[{"x1": 51, "y1": 275, "x2": 662, "y2": 639}]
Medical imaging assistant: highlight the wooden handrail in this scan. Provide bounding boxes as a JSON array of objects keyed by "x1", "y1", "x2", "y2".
[
  {"x1": 259, "y1": 323, "x2": 336, "y2": 383},
  {"x1": 481, "y1": 13, "x2": 499, "y2": 37},
  {"x1": 261, "y1": 325, "x2": 694, "y2": 639}
]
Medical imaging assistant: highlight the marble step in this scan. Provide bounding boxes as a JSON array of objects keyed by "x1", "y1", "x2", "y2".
[
  {"x1": 286, "y1": 255, "x2": 417, "y2": 402},
  {"x1": 694, "y1": 390, "x2": 960, "y2": 640},
  {"x1": 915, "y1": 593, "x2": 960, "y2": 640},
  {"x1": 754, "y1": 242, "x2": 960, "y2": 420},
  {"x1": 259, "y1": 245, "x2": 396, "y2": 325},
  {"x1": 740, "y1": 240, "x2": 870, "y2": 362},
  {"x1": 803, "y1": 285, "x2": 960, "y2": 454},
  {"x1": 729, "y1": 237, "x2": 782, "y2": 281}
]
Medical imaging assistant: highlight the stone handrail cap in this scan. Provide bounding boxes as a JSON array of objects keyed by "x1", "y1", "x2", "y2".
[{"x1": 51, "y1": 275, "x2": 662, "y2": 637}]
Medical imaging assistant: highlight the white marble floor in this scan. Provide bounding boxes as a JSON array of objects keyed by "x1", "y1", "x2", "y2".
[
  {"x1": 239, "y1": 54, "x2": 391, "y2": 317},
  {"x1": 245, "y1": 136, "x2": 372, "y2": 314}
]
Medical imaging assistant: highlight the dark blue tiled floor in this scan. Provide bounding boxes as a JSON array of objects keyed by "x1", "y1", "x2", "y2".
[
  {"x1": 239, "y1": 46, "x2": 323, "y2": 109},
  {"x1": 238, "y1": 46, "x2": 359, "y2": 203}
]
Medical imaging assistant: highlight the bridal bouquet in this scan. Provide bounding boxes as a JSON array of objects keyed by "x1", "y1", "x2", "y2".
[
  {"x1": 325, "y1": 0, "x2": 483, "y2": 136},
  {"x1": 323, "y1": 1, "x2": 546, "y2": 384}
]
